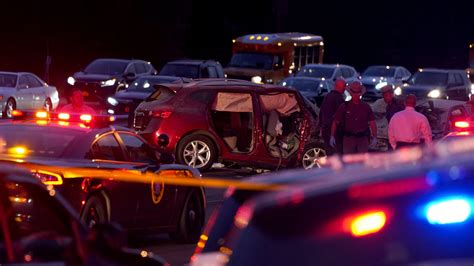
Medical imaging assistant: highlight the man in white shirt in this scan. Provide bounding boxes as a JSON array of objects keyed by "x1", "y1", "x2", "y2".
[{"x1": 388, "y1": 94, "x2": 432, "y2": 149}]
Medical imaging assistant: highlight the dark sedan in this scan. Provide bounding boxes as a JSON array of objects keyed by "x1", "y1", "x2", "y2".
[
  {"x1": 0, "y1": 112, "x2": 205, "y2": 243},
  {"x1": 107, "y1": 75, "x2": 183, "y2": 126},
  {"x1": 280, "y1": 76, "x2": 331, "y2": 107},
  {"x1": 0, "y1": 164, "x2": 167, "y2": 265}
]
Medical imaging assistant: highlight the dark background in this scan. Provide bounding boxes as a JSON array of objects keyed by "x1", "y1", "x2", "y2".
[{"x1": 1, "y1": 0, "x2": 473, "y2": 88}]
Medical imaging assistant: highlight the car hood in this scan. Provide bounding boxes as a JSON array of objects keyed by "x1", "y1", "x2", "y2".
[
  {"x1": 114, "y1": 90, "x2": 151, "y2": 102},
  {"x1": 404, "y1": 84, "x2": 445, "y2": 91},
  {"x1": 73, "y1": 72, "x2": 117, "y2": 82},
  {"x1": 361, "y1": 76, "x2": 394, "y2": 85}
]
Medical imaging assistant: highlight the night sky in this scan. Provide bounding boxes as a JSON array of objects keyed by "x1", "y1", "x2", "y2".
[{"x1": 1, "y1": 0, "x2": 473, "y2": 87}]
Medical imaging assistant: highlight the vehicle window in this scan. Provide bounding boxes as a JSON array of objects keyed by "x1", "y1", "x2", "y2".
[
  {"x1": 281, "y1": 78, "x2": 323, "y2": 92},
  {"x1": 118, "y1": 133, "x2": 155, "y2": 163},
  {"x1": 447, "y1": 73, "x2": 456, "y2": 85},
  {"x1": 128, "y1": 77, "x2": 180, "y2": 92},
  {"x1": 454, "y1": 73, "x2": 464, "y2": 85},
  {"x1": 0, "y1": 181, "x2": 78, "y2": 263},
  {"x1": 126, "y1": 64, "x2": 137, "y2": 74},
  {"x1": 91, "y1": 134, "x2": 124, "y2": 161},
  {"x1": 0, "y1": 125, "x2": 83, "y2": 158},
  {"x1": 296, "y1": 66, "x2": 335, "y2": 79},
  {"x1": 18, "y1": 76, "x2": 29, "y2": 89},
  {"x1": 229, "y1": 52, "x2": 279, "y2": 70},
  {"x1": 186, "y1": 90, "x2": 215, "y2": 105},
  {"x1": 341, "y1": 68, "x2": 353, "y2": 78},
  {"x1": 26, "y1": 75, "x2": 43, "y2": 88},
  {"x1": 135, "y1": 63, "x2": 147, "y2": 74},
  {"x1": 394, "y1": 70, "x2": 403, "y2": 79},
  {"x1": 159, "y1": 64, "x2": 200, "y2": 79},
  {"x1": 201, "y1": 67, "x2": 210, "y2": 78},
  {"x1": 84, "y1": 60, "x2": 128, "y2": 75},
  {"x1": 409, "y1": 72, "x2": 448, "y2": 86},
  {"x1": 362, "y1": 66, "x2": 396, "y2": 77},
  {"x1": 0, "y1": 74, "x2": 17, "y2": 87},
  {"x1": 334, "y1": 69, "x2": 343, "y2": 78},
  {"x1": 208, "y1": 66, "x2": 218, "y2": 78}
]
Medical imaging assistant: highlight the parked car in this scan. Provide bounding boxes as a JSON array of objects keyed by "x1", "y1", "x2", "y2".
[
  {"x1": 0, "y1": 112, "x2": 204, "y2": 243},
  {"x1": 360, "y1": 65, "x2": 411, "y2": 101},
  {"x1": 280, "y1": 76, "x2": 332, "y2": 107},
  {"x1": 197, "y1": 141, "x2": 474, "y2": 266},
  {"x1": 0, "y1": 164, "x2": 167, "y2": 265},
  {"x1": 399, "y1": 68, "x2": 471, "y2": 101},
  {"x1": 133, "y1": 79, "x2": 325, "y2": 171},
  {"x1": 295, "y1": 64, "x2": 358, "y2": 83},
  {"x1": 0, "y1": 72, "x2": 59, "y2": 118},
  {"x1": 159, "y1": 60, "x2": 225, "y2": 79},
  {"x1": 107, "y1": 75, "x2": 184, "y2": 126},
  {"x1": 67, "y1": 58, "x2": 157, "y2": 107}
]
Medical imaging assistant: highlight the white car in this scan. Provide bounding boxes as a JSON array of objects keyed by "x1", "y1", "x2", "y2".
[{"x1": 0, "y1": 72, "x2": 59, "y2": 118}]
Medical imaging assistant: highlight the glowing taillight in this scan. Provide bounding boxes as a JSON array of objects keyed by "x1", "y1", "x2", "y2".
[
  {"x1": 80, "y1": 114, "x2": 92, "y2": 122},
  {"x1": 109, "y1": 116, "x2": 116, "y2": 122},
  {"x1": 426, "y1": 197, "x2": 472, "y2": 225},
  {"x1": 32, "y1": 170, "x2": 63, "y2": 185},
  {"x1": 455, "y1": 121, "x2": 470, "y2": 128},
  {"x1": 58, "y1": 113, "x2": 70, "y2": 120},
  {"x1": 347, "y1": 211, "x2": 387, "y2": 237},
  {"x1": 35, "y1": 111, "x2": 48, "y2": 119},
  {"x1": 12, "y1": 110, "x2": 23, "y2": 117},
  {"x1": 152, "y1": 111, "x2": 172, "y2": 118}
]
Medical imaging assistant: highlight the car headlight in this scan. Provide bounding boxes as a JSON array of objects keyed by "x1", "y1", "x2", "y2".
[
  {"x1": 471, "y1": 84, "x2": 474, "y2": 94},
  {"x1": 394, "y1": 87, "x2": 402, "y2": 96},
  {"x1": 67, "y1": 76, "x2": 75, "y2": 86},
  {"x1": 251, "y1": 76, "x2": 262, "y2": 84},
  {"x1": 375, "y1": 82, "x2": 388, "y2": 90},
  {"x1": 101, "y1": 78, "x2": 116, "y2": 87},
  {"x1": 265, "y1": 78, "x2": 273, "y2": 84},
  {"x1": 427, "y1": 89, "x2": 441, "y2": 98},
  {"x1": 107, "y1": 97, "x2": 118, "y2": 106}
]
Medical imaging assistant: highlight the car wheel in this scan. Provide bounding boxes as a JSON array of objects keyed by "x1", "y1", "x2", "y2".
[
  {"x1": 81, "y1": 195, "x2": 108, "y2": 229},
  {"x1": 44, "y1": 98, "x2": 53, "y2": 112},
  {"x1": 170, "y1": 190, "x2": 205, "y2": 243},
  {"x1": 302, "y1": 144, "x2": 327, "y2": 169},
  {"x1": 4, "y1": 98, "x2": 16, "y2": 119},
  {"x1": 177, "y1": 135, "x2": 216, "y2": 171}
]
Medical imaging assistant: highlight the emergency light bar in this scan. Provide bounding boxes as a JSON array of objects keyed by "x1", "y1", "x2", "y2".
[{"x1": 12, "y1": 110, "x2": 116, "y2": 126}]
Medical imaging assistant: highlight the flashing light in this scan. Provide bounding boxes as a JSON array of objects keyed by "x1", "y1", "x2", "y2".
[
  {"x1": 232, "y1": 39, "x2": 236, "y2": 43},
  {"x1": 35, "y1": 111, "x2": 48, "y2": 119},
  {"x1": 455, "y1": 121, "x2": 470, "y2": 128},
  {"x1": 263, "y1": 36, "x2": 269, "y2": 41},
  {"x1": 427, "y1": 89, "x2": 441, "y2": 98},
  {"x1": 251, "y1": 76, "x2": 262, "y2": 84},
  {"x1": 426, "y1": 197, "x2": 472, "y2": 225},
  {"x1": 107, "y1": 109, "x2": 115, "y2": 114},
  {"x1": 470, "y1": 44, "x2": 473, "y2": 49},
  {"x1": 109, "y1": 116, "x2": 116, "y2": 122},
  {"x1": 277, "y1": 42, "x2": 282, "y2": 46},
  {"x1": 470, "y1": 84, "x2": 474, "y2": 94},
  {"x1": 256, "y1": 35, "x2": 262, "y2": 40},
  {"x1": 152, "y1": 111, "x2": 172, "y2": 118},
  {"x1": 33, "y1": 170, "x2": 63, "y2": 185},
  {"x1": 9, "y1": 146, "x2": 27, "y2": 155},
  {"x1": 67, "y1": 76, "x2": 75, "y2": 86},
  {"x1": 375, "y1": 82, "x2": 388, "y2": 90},
  {"x1": 249, "y1": 35, "x2": 255, "y2": 40},
  {"x1": 320, "y1": 41, "x2": 324, "y2": 46},
  {"x1": 80, "y1": 114, "x2": 92, "y2": 122},
  {"x1": 100, "y1": 78, "x2": 116, "y2": 87},
  {"x1": 386, "y1": 66, "x2": 390, "y2": 69},
  {"x1": 394, "y1": 87, "x2": 402, "y2": 96},
  {"x1": 12, "y1": 110, "x2": 23, "y2": 117},
  {"x1": 143, "y1": 82, "x2": 150, "y2": 89},
  {"x1": 107, "y1": 97, "x2": 119, "y2": 106},
  {"x1": 58, "y1": 113, "x2": 70, "y2": 120},
  {"x1": 348, "y1": 211, "x2": 387, "y2": 237}
]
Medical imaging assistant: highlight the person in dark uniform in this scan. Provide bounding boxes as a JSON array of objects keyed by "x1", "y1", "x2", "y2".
[
  {"x1": 381, "y1": 84, "x2": 405, "y2": 122},
  {"x1": 330, "y1": 81, "x2": 377, "y2": 154},
  {"x1": 319, "y1": 78, "x2": 346, "y2": 155}
]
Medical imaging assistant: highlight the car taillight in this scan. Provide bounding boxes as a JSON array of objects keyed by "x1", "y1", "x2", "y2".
[
  {"x1": 425, "y1": 197, "x2": 472, "y2": 225},
  {"x1": 346, "y1": 210, "x2": 387, "y2": 237},
  {"x1": 455, "y1": 121, "x2": 470, "y2": 128},
  {"x1": 80, "y1": 114, "x2": 92, "y2": 122},
  {"x1": 58, "y1": 113, "x2": 70, "y2": 120},
  {"x1": 152, "y1": 111, "x2": 172, "y2": 118},
  {"x1": 32, "y1": 170, "x2": 63, "y2": 185},
  {"x1": 11, "y1": 110, "x2": 23, "y2": 117},
  {"x1": 35, "y1": 111, "x2": 48, "y2": 119}
]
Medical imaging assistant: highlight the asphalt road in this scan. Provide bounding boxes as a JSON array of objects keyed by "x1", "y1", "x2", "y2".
[{"x1": 129, "y1": 167, "x2": 257, "y2": 266}]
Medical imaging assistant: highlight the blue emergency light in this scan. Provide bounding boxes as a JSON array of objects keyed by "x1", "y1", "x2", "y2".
[{"x1": 425, "y1": 197, "x2": 472, "y2": 225}]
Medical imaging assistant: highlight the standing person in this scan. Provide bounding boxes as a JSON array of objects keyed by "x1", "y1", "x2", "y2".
[
  {"x1": 319, "y1": 78, "x2": 346, "y2": 155},
  {"x1": 59, "y1": 89, "x2": 97, "y2": 114},
  {"x1": 388, "y1": 94, "x2": 432, "y2": 149},
  {"x1": 330, "y1": 81, "x2": 377, "y2": 154}
]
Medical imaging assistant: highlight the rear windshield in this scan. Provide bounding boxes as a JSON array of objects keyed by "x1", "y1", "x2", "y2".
[
  {"x1": 362, "y1": 66, "x2": 396, "y2": 77},
  {"x1": 0, "y1": 74, "x2": 17, "y2": 87},
  {"x1": 0, "y1": 124, "x2": 84, "y2": 158},
  {"x1": 159, "y1": 64, "x2": 200, "y2": 79}
]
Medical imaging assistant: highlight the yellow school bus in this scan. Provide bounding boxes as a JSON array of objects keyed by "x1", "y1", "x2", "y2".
[{"x1": 225, "y1": 32, "x2": 324, "y2": 84}]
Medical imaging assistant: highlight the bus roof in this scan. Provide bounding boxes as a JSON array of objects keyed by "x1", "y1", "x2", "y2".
[{"x1": 236, "y1": 32, "x2": 323, "y2": 46}]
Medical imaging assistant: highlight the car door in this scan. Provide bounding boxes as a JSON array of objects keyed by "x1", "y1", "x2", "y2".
[
  {"x1": 454, "y1": 73, "x2": 468, "y2": 100},
  {"x1": 26, "y1": 74, "x2": 46, "y2": 109},
  {"x1": 15, "y1": 75, "x2": 34, "y2": 110},
  {"x1": 116, "y1": 132, "x2": 178, "y2": 228},
  {"x1": 90, "y1": 133, "x2": 141, "y2": 227}
]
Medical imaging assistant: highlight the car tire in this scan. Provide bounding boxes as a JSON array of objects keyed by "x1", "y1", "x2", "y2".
[
  {"x1": 170, "y1": 190, "x2": 205, "y2": 243},
  {"x1": 3, "y1": 98, "x2": 16, "y2": 119},
  {"x1": 44, "y1": 98, "x2": 53, "y2": 112},
  {"x1": 177, "y1": 134, "x2": 216, "y2": 171},
  {"x1": 81, "y1": 195, "x2": 108, "y2": 229},
  {"x1": 301, "y1": 143, "x2": 327, "y2": 169}
]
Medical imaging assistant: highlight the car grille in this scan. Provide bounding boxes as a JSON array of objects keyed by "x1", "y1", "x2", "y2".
[
  {"x1": 402, "y1": 89, "x2": 427, "y2": 98},
  {"x1": 134, "y1": 111, "x2": 151, "y2": 131},
  {"x1": 226, "y1": 74, "x2": 252, "y2": 81}
]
